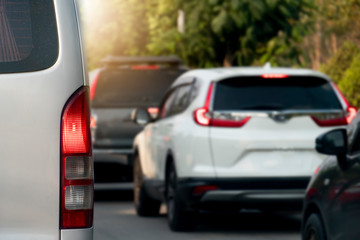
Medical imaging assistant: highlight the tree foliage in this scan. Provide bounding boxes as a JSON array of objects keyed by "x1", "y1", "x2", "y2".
[
  {"x1": 338, "y1": 54, "x2": 360, "y2": 107},
  {"x1": 320, "y1": 42, "x2": 360, "y2": 84},
  {"x1": 147, "y1": 0, "x2": 313, "y2": 67},
  {"x1": 78, "y1": 0, "x2": 150, "y2": 69}
]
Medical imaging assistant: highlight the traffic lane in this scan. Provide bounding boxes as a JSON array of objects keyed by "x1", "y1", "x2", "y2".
[{"x1": 94, "y1": 189, "x2": 301, "y2": 240}]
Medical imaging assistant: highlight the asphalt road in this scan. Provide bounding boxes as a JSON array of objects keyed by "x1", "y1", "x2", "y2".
[{"x1": 94, "y1": 187, "x2": 301, "y2": 240}]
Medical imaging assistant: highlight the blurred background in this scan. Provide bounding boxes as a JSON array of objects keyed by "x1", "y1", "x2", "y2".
[{"x1": 78, "y1": 0, "x2": 360, "y2": 107}]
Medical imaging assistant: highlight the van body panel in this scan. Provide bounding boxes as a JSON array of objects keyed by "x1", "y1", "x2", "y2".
[{"x1": 0, "y1": 0, "x2": 90, "y2": 239}]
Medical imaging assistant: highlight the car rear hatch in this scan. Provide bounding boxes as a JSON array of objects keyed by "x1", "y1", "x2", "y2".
[
  {"x1": 206, "y1": 75, "x2": 354, "y2": 177},
  {"x1": 0, "y1": 0, "x2": 93, "y2": 239},
  {"x1": 91, "y1": 66, "x2": 186, "y2": 151}
]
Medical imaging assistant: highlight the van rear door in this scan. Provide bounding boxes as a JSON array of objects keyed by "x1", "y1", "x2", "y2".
[{"x1": 0, "y1": 0, "x2": 92, "y2": 239}]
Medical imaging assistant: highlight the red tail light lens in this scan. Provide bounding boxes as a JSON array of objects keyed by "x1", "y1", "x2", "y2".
[
  {"x1": 261, "y1": 74, "x2": 289, "y2": 78},
  {"x1": 346, "y1": 106, "x2": 357, "y2": 124},
  {"x1": 147, "y1": 107, "x2": 159, "y2": 119},
  {"x1": 147, "y1": 107, "x2": 159, "y2": 115},
  {"x1": 314, "y1": 166, "x2": 320, "y2": 175},
  {"x1": 311, "y1": 114, "x2": 347, "y2": 127},
  {"x1": 192, "y1": 185, "x2": 218, "y2": 195},
  {"x1": 61, "y1": 87, "x2": 93, "y2": 229},
  {"x1": 90, "y1": 72, "x2": 100, "y2": 100},
  {"x1": 131, "y1": 65, "x2": 159, "y2": 70},
  {"x1": 211, "y1": 117, "x2": 251, "y2": 127},
  {"x1": 194, "y1": 107, "x2": 211, "y2": 126},
  {"x1": 90, "y1": 114, "x2": 97, "y2": 129},
  {"x1": 312, "y1": 83, "x2": 357, "y2": 127},
  {"x1": 194, "y1": 83, "x2": 251, "y2": 127}
]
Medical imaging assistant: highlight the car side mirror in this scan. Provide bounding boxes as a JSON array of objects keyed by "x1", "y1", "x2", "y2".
[
  {"x1": 315, "y1": 129, "x2": 347, "y2": 156},
  {"x1": 131, "y1": 108, "x2": 151, "y2": 126}
]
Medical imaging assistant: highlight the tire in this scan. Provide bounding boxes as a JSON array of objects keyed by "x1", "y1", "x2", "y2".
[
  {"x1": 133, "y1": 155, "x2": 161, "y2": 216},
  {"x1": 166, "y1": 161, "x2": 195, "y2": 231},
  {"x1": 303, "y1": 214, "x2": 326, "y2": 240}
]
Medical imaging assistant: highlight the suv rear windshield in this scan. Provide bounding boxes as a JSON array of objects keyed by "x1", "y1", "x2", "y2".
[
  {"x1": 92, "y1": 68, "x2": 186, "y2": 108},
  {"x1": 0, "y1": 0, "x2": 58, "y2": 73},
  {"x1": 213, "y1": 77, "x2": 342, "y2": 111}
]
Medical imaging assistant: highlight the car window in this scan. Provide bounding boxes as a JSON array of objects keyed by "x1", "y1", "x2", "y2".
[
  {"x1": 159, "y1": 90, "x2": 177, "y2": 118},
  {"x1": 92, "y1": 68, "x2": 185, "y2": 108},
  {"x1": 213, "y1": 77, "x2": 342, "y2": 111},
  {"x1": 0, "y1": 0, "x2": 58, "y2": 73},
  {"x1": 170, "y1": 84, "x2": 192, "y2": 115}
]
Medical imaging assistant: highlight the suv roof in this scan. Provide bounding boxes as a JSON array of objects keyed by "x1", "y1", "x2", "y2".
[
  {"x1": 173, "y1": 66, "x2": 330, "y2": 87},
  {"x1": 100, "y1": 55, "x2": 186, "y2": 68}
]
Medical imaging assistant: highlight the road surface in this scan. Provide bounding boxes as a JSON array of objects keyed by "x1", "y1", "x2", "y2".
[{"x1": 94, "y1": 187, "x2": 301, "y2": 240}]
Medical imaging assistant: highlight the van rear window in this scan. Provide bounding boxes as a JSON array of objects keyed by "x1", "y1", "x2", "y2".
[
  {"x1": 0, "y1": 0, "x2": 58, "y2": 73},
  {"x1": 213, "y1": 77, "x2": 342, "y2": 111}
]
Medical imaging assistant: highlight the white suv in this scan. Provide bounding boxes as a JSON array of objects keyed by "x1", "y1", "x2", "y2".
[{"x1": 132, "y1": 66, "x2": 356, "y2": 231}]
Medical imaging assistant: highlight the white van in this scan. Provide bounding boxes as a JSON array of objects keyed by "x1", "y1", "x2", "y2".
[{"x1": 0, "y1": 0, "x2": 93, "y2": 239}]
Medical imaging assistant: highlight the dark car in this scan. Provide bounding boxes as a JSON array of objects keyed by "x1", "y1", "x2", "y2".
[
  {"x1": 302, "y1": 111, "x2": 360, "y2": 240},
  {"x1": 90, "y1": 56, "x2": 187, "y2": 182}
]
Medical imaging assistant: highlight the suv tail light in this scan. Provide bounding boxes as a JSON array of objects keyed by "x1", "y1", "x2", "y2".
[
  {"x1": 90, "y1": 114, "x2": 97, "y2": 129},
  {"x1": 194, "y1": 83, "x2": 251, "y2": 127},
  {"x1": 147, "y1": 107, "x2": 159, "y2": 119},
  {"x1": 131, "y1": 65, "x2": 159, "y2": 70},
  {"x1": 61, "y1": 87, "x2": 93, "y2": 229},
  {"x1": 311, "y1": 83, "x2": 357, "y2": 127},
  {"x1": 192, "y1": 185, "x2": 218, "y2": 195}
]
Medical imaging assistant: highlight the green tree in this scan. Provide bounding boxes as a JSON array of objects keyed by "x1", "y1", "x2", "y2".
[
  {"x1": 338, "y1": 53, "x2": 360, "y2": 107},
  {"x1": 302, "y1": 0, "x2": 360, "y2": 69},
  {"x1": 320, "y1": 42, "x2": 360, "y2": 84},
  {"x1": 147, "y1": 0, "x2": 313, "y2": 67},
  {"x1": 79, "y1": 0, "x2": 151, "y2": 69}
]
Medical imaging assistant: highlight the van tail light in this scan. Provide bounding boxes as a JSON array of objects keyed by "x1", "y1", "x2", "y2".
[
  {"x1": 311, "y1": 83, "x2": 357, "y2": 127},
  {"x1": 193, "y1": 83, "x2": 251, "y2": 127},
  {"x1": 61, "y1": 87, "x2": 93, "y2": 229}
]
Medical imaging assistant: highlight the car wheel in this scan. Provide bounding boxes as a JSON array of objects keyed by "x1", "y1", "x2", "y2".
[
  {"x1": 303, "y1": 214, "x2": 326, "y2": 240},
  {"x1": 166, "y1": 161, "x2": 195, "y2": 231},
  {"x1": 133, "y1": 155, "x2": 161, "y2": 216}
]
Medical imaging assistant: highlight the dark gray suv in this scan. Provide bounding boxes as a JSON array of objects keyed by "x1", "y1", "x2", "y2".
[
  {"x1": 90, "y1": 56, "x2": 187, "y2": 183},
  {"x1": 302, "y1": 111, "x2": 360, "y2": 240}
]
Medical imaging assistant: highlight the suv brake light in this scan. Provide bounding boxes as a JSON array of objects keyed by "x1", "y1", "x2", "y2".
[
  {"x1": 61, "y1": 87, "x2": 93, "y2": 229},
  {"x1": 194, "y1": 83, "x2": 251, "y2": 127},
  {"x1": 311, "y1": 83, "x2": 357, "y2": 127},
  {"x1": 261, "y1": 74, "x2": 289, "y2": 78},
  {"x1": 131, "y1": 65, "x2": 159, "y2": 70}
]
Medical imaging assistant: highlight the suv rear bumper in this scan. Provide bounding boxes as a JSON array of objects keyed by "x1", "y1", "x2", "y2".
[
  {"x1": 175, "y1": 177, "x2": 309, "y2": 212},
  {"x1": 93, "y1": 148, "x2": 134, "y2": 182}
]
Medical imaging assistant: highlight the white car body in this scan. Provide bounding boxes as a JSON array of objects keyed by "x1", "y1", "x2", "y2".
[
  {"x1": 135, "y1": 67, "x2": 351, "y2": 181},
  {"x1": 133, "y1": 66, "x2": 356, "y2": 231}
]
